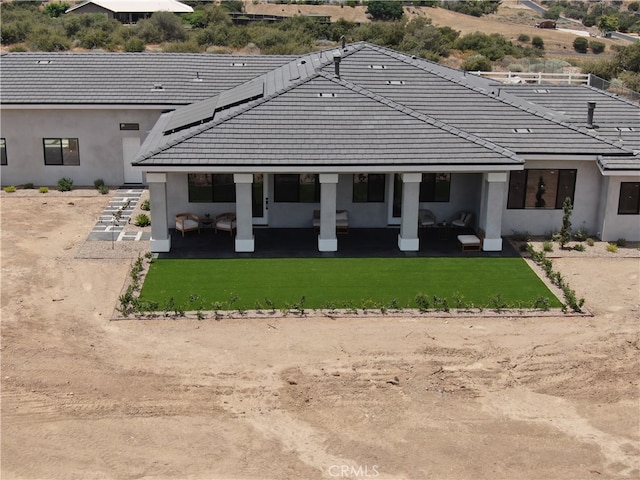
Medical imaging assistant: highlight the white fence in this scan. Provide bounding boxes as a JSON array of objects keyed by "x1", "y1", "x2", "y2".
[{"x1": 476, "y1": 71, "x2": 590, "y2": 85}]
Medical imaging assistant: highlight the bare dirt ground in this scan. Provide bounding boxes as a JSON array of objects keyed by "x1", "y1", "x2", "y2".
[{"x1": 1, "y1": 190, "x2": 639, "y2": 480}]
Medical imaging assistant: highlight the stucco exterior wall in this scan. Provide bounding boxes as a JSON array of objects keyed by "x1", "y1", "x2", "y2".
[
  {"x1": 501, "y1": 160, "x2": 604, "y2": 237},
  {"x1": 68, "y1": 4, "x2": 114, "y2": 18},
  {"x1": 0, "y1": 108, "x2": 162, "y2": 187},
  {"x1": 599, "y1": 175, "x2": 640, "y2": 241}
]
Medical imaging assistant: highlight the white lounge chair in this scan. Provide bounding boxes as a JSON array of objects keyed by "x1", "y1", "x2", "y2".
[
  {"x1": 418, "y1": 209, "x2": 436, "y2": 227},
  {"x1": 175, "y1": 212, "x2": 200, "y2": 237}
]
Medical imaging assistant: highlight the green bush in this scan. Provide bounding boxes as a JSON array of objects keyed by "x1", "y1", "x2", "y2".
[
  {"x1": 543, "y1": 241, "x2": 554, "y2": 252},
  {"x1": 3, "y1": 185, "x2": 17, "y2": 193},
  {"x1": 616, "y1": 238, "x2": 627, "y2": 247},
  {"x1": 98, "y1": 185, "x2": 110, "y2": 195},
  {"x1": 517, "y1": 34, "x2": 530, "y2": 42},
  {"x1": 57, "y1": 177, "x2": 73, "y2": 192},
  {"x1": 124, "y1": 37, "x2": 146, "y2": 52},
  {"x1": 606, "y1": 243, "x2": 618, "y2": 253},
  {"x1": 531, "y1": 36, "x2": 544, "y2": 50},
  {"x1": 141, "y1": 199, "x2": 151, "y2": 211},
  {"x1": 461, "y1": 55, "x2": 492, "y2": 72},
  {"x1": 135, "y1": 214, "x2": 151, "y2": 227},
  {"x1": 39, "y1": 186, "x2": 49, "y2": 194},
  {"x1": 366, "y1": 0, "x2": 404, "y2": 21},
  {"x1": 590, "y1": 40, "x2": 606, "y2": 54},
  {"x1": 22, "y1": 182, "x2": 35, "y2": 189},
  {"x1": 573, "y1": 244, "x2": 586, "y2": 252},
  {"x1": 586, "y1": 238, "x2": 595, "y2": 247},
  {"x1": 94, "y1": 178, "x2": 105, "y2": 188},
  {"x1": 44, "y1": 2, "x2": 70, "y2": 18},
  {"x1": 573, "y1": 37, "x2": 588, "y2": 53}
]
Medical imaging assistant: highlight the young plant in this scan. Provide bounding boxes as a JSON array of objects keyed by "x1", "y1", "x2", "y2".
[
  {"x1": 39, "y1": 186, "x2": 49, "y2": 193},
  {"x1": 141, "y1": 199, "x2": 151, "y2": 211},
  {"x1": 3, "y1": 185, "x2": 16, "y2": 193},
  {"x1": 559, "y1": 197, "x2": 573, "y2": 249},
  {"x1": 98, "y1": 185, "x2": 109, "y2": 195},
  {"x1": 606, "y1": 243, "x2": 618, "y2": 253},
  {"x1": 135, "y1": 214, "x2": 150, "y2": 227},
  {"x1": 57, "y1": 177, "x2": 73, "y2": 192},
  {"x1": 543, "y1": 241, "x2": 554, "y2": 252}
]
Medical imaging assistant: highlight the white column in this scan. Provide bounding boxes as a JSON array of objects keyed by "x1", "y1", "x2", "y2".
[
  {"x1": 318, "y1": 173, "x2": 339, "y2": 252},
  {"x1": 234, "y1": 173, "x2": 254, "y2": 252},
  {"x1": 398, "y1": 173, "x2": 421, "y2": 251},
  {"x1": 480, "y1": 172, "x2": 507, "y2": 251},
  {"x1": 148, "y1": 172, "x2": 171, "y2": 252}
]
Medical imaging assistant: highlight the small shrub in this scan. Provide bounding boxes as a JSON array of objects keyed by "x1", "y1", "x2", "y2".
[
  {"x1": 590, "y1": 40, "x2": 605, "y2": 54},
  {"x1": 134, "y1": 214, "x2": 151, "y2": 227},
  {"x1": 22, "y1": 183, "x2": 35, "y2": 189},
  {"x1": 531, "y1": 36, "x2": 544, "y2": 50},
  {"x1": 573, "y1": 227, "x2": 589, "y2": 242},
  {"x1": 517, "y1": 34, "x2": 530, "y2": 42},
  {"x1": 3, "y1": 185, "x2": 17, "y2": 193},
  {"x1": 519, "y1": 242, "x2": 530, "y2": 252},
  {"x1": 98, "y1": 185, "x2": 109, "y2": 195},
  {"x1": 415, "y1": 293, "x2": 430, "y2": 312},
  {"x1": 94, "y1": 178, "x2": 105, "y2": 189},
  {"x1": 141, "y1": 199, "x2": 151, "y2": 211},
  {"x1": 511, "y1": 230, "x2": 531, "y2": 242},
  {"x1": 39, "y1": 186, "x2": 49, "y2": 193},
  {"x1": 573, "y1": 244, "x2": 586, "y2": 252},
  {"x1": 543, "y1": 241, "x2": 554, "y2": 252},
  {"x1": 57, "y1": 177, "x2": 73, "y2": 192},
  {"x1": 586, "y1": 238, "x2": 595, "y2": 247},
  {"x1": 615, "y1": 238, "x2": 627, "y2": 247},
  {"x1": 573, "y1": 37, "x2": 588, "y2": 53},
  {"x1": 606, "y1": 243, "x2": 618, "y2": 253}
]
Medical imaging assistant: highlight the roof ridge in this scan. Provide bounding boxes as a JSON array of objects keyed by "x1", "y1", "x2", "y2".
[
  {"x1": 365, "y1": 43, "x2": 634, "y2": 154},
  {"x1": 315, "y1": 69, "x2": 521, "y2": 162}
]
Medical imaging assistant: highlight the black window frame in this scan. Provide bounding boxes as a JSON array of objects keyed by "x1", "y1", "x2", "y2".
[
  {"x1": 352, "y1": 173, "x2": 385, "y2": 203},
  {"x1": 43, "y1": 138, "x2": 80, "y2": 166},
  {"x1": 0, "y1": 138, "x2": 6, "y2": 166},
  {"x1": 419, "y1": 173, "x2": 451, "y2": 203},
  {"x1": 507, "y1": 169, "x2": 577, "y2": 209},
  {"x1": 274, "y1": 174, "x2": 320, "y2": 203},
  {"x1": 618, "y1": 182, "x2": 640, "y2": 215},
  {"x1": 188, "y1": 173, "x2": 236, "y2": 203}
]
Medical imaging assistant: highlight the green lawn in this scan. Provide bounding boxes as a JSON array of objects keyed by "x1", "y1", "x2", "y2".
[{"x1": 138, "y1": 257, "x2": 562, "y2": 311}]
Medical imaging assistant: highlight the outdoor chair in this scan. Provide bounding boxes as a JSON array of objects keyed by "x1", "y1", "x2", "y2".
[
  {"x1": 312, "y1": 209, "x2": 349, "y2": 234},
  {"x1": 418, "y1": 209, "x2": 437, "y2": 227},
  {"x1": 175, "y1": 213, "x2": 200, "y2": 237},
  {"x1": 451, "y1": 212, "x2": 473, "y2": 229},
  {"x1": 214, "y1": 212, "x2": 237, "y2": 235}
]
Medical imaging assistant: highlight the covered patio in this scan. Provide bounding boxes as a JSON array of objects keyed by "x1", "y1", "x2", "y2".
[{"x1": 159, "y1": 226, "x2": 520, "y2": 259}]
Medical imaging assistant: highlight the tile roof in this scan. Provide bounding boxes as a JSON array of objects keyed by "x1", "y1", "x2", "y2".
[{"x1": 0, "y1": 52, "x2": 295, "y2": 105}]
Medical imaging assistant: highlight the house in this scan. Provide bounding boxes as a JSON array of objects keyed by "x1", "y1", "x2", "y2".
[
  {"x1": 1, "y1": 43, "x2": 638, "y2": 254},
  {"x1": 65, "y1": 0, "x2": 193, "y2": 23}
]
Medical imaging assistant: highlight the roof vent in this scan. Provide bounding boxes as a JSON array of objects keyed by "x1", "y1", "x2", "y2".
[
  {"x1": 231, "y1": 62, "x2": 247, "y2": 67},
  {"x1": 512, "y1": 128, "x2": 533, "y2": 133},
  {"x1": 333, "y1": 50, "x2": 342, "y2": 78},
  {"x1": 534, "y1": 88, "x2": 550, "y2": 93},
  {"x1": 318, "y1": 93, "x2": 337, "y2": 98},
  {"x1": 386, "y1": 80, "x2": 405, "y2": 85},
  {"x1": 587, "y1": 101, "x2": 596, "y2": 128},
  {"x1": 368, "y1": 65, "x2": 387, "y2": 70},
  {"x1": 616, "y1": 127, "x2": 635, "y2": 132},
  {"x1": 152, "y1": 83, "x2": 164, "y2": 91},
  {"x1": 36, "y1": 60, "x2": 52, "y2": 65},
  {"x1": 193, "y1": 72, "x2": 203, "y2": 82}
]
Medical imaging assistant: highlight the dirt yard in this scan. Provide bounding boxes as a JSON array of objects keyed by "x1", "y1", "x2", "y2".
[{"x1": 1, "y1": 190, "x2": 639, "y2": 480}]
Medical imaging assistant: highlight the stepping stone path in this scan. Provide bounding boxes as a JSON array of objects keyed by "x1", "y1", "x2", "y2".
[{"x1": 87, "y1": 187, "x2": 151, "y2": 242}]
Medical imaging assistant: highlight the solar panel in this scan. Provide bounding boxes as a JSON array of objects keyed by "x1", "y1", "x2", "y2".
[{"x1": 163, "y1": 96, "x2": 218, "y2": 135}]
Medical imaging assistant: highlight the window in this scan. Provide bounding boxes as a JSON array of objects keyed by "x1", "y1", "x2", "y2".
[
  {"x1": 274, "y1": 174, "x2": 320, "y2": 203},
  {"x1": 188, "y1": 174, "x2": 235, "y2": 203},
  {"x1": 0, "y1": 139, "x2": 6, "y2": 165},
  {"x1": 419, "y1": 173, "x2": 450, "y2": 202},
  {"x1": 353, "y1": 174, "x2": 385, "y2": 202},
  {"x1": 618, "y1": 182, "x2": 640, "y2": 215},
  {"x1": 507, "y1": 169, "x2": 576, "y2": 209},
  {"x1": 119, "y1": 123, "x2": 139, "y2": 131},
  {"x1": 43, "y1": 138, "x2": 79, "y2": 165}
]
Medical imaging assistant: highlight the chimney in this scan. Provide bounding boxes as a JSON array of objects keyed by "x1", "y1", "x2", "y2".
[
  {"x1": 333, "y1": 50, "x2": 342, "y2": 78},
  {"x1": 587, "y1": 101, "x2": 596, "y2": 128}
]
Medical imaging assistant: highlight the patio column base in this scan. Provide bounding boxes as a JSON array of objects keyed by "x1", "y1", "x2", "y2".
[
  {"x1": 235, "y1": 236, "x2": 255, "y2": 253},
  {"x1": 398, "y1": 234, "x2": 419, "y2": 252},
  {"x1": 318, "y1": 237, "x2": 338, "y2": 252},
  {"x1": 150, "y1": 237, "x2": 171, "y2": 253},
  {"x1": 482, "y1": 237, "x2": 503, "y2": 252}
]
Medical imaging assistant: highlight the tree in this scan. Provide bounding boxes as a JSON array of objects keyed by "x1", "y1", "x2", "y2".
[
  {"x1": 559, "y1": 197, "x2": 573, "y2": 249},
  {"x1": 597, "y1": 14, "x2": 619, "y2": 34},
  {"x1": 531, "y1": 36, "x2": 544, "y2": 50},
  {"x1": 44, "y1": 2, "x2": 70, "y2": 18},
  {"x1": 366, "y1": 0, "x2": 404, "y2": 21}
]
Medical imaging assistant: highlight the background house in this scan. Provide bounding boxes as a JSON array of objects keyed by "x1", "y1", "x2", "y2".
[
  {"x1": 65, "y1": 0, "x2": 193, "y2": 23},
  {"x1": 1, "y1": 43, "x2": 638, "y2": 252}
]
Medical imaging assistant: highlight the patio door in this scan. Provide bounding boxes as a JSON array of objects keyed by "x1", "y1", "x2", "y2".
[{"x1": 252, "y1": 173, "x2": 268, "y2": 225}]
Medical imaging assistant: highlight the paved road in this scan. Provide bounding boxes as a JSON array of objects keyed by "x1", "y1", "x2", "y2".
[{"x1": 520, "y1": 0, "x2": 639, "y2": 43}]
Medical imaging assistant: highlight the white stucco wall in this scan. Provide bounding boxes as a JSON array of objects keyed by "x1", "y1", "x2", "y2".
[
  {"x1": 502, "y1": 159, "x2": 604, "y2": 238},
  {"x1": 0, "y1": 107, "x2": 162, "y2": 187},
  {"x1": 599, "y1": 175, "x2": 640, "y2": 241}
]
